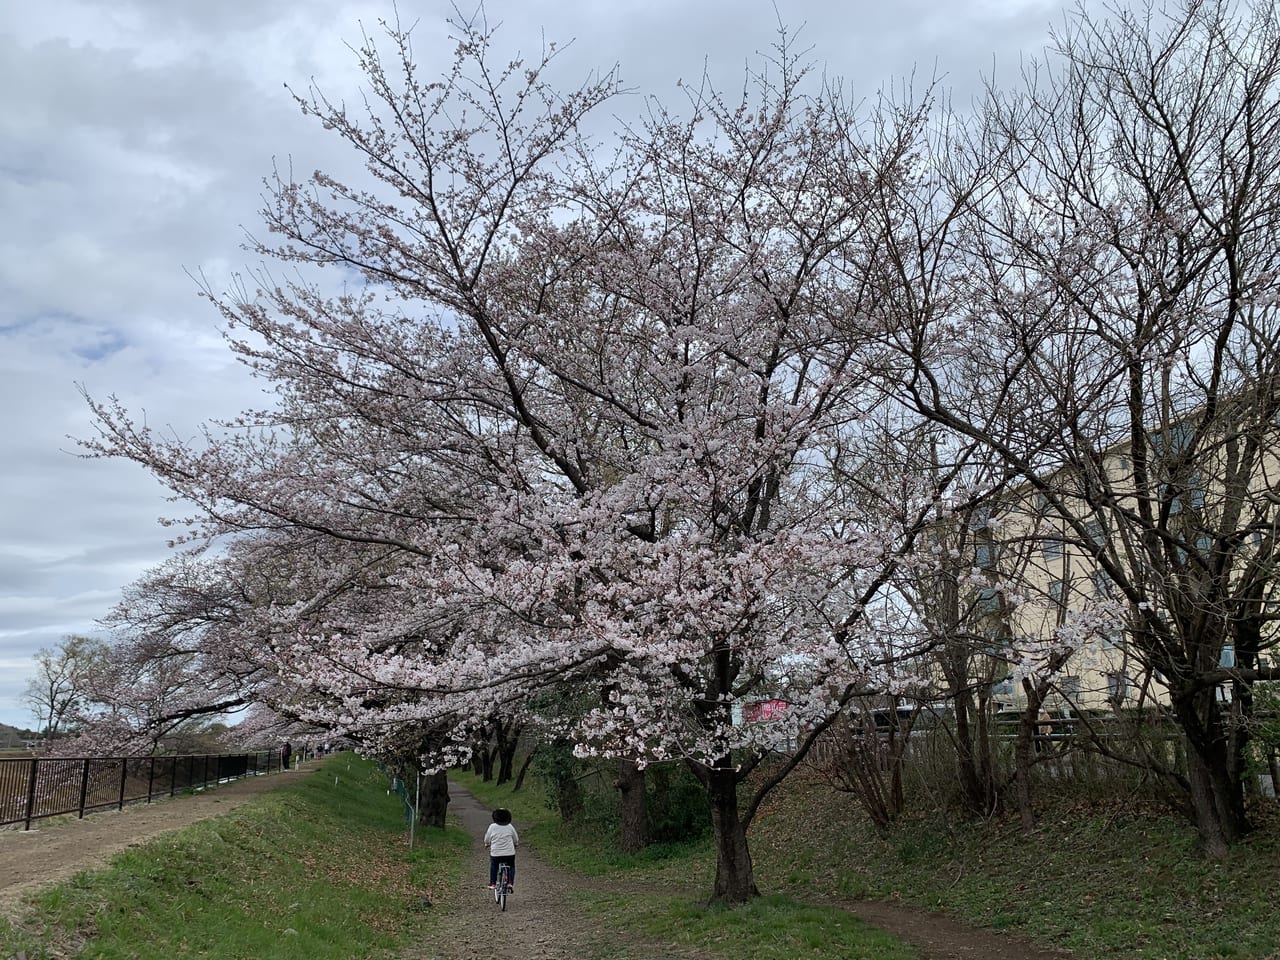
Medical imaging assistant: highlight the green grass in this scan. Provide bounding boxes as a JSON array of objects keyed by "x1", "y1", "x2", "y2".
[
  {"x1": 0, "y1": 755, "x2": 471, "y2": 960},
  {"x1": 578, "y1": 891, "x2": 918, "y2": 960},
  {"x1": 13, "y1": 757, "x2": 1274, "y2": 959},
  {"x1": 750, "y1": 776, "x2": 1280, "y2": 960}
]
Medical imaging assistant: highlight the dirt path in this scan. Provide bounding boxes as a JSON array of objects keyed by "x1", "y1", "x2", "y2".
[
  {"x1": 842, "y1": 900, "x2": 1074, "y2": 960},
  {"x1": 400, "y1": 785, "x2": 635, "y2": 960},
  {"x1": 1, "y1": 770, "x2": 1072, "y2": 960},
  {"x1": 0, "y1": 765, "x2": 313, "y2": 918}
]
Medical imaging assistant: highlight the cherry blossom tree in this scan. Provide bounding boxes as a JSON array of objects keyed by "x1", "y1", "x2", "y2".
[{"x1": 82, "y1": 13, "x2": 966, "y2": 901}]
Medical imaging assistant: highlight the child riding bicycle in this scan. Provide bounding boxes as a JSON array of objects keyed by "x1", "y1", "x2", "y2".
[{"x1": 484, "y1": 808, "x2": 519, "y2": 890}]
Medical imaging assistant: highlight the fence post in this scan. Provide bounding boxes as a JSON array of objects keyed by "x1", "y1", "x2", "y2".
[
  {"x1": 23, "y1": 757, "x2": 39, "y2": 831},
  {"x1": 147, "y1": 756, "x2": 156, "y2": 803},
  {"x1": 78, "y1": 759, "x2": 91, "y2": 819},
  {"x1": 118, "y1": 757, "x2": 129, "y2": 810}
]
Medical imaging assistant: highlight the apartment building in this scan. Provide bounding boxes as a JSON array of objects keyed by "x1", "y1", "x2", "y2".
[{"x1": 952, "y1": 407, "x2": 1279, "y2": 716}]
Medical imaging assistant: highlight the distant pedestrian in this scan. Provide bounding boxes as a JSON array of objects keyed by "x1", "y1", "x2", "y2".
[
  {"x1": 281, "y1": 742, "x2": 292, "y2": 770},
  {"x1": 484, "y1": 808, "x2": 518, "y2": 890}
]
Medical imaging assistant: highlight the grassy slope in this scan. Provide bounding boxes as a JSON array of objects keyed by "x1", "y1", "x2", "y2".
[
  {"x1": 458, "y1": 768, "x2": 1280, "y2": 960},
  {"x1": 0, "y1": 755, "x2": 470, "y2": 960},
  {"x1": 749, "y1": 776, "x2": 1280, "y2": 960}
]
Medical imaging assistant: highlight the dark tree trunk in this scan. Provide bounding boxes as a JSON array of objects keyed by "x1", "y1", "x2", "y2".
[
  {"x1": 1015, "y1": 678, "x2": 1044, "y2": 831},
  {"x1": 495, "y1": 723, "x2": 521, "y2": 785},
  {"x1": 557, "y1": 771, "x2": 583, "y2": 822},
  {"x1": 953, "y1": 685, "x2": 1001, "y2": 816},
  {"x1": 513, "y1": 749, "x2": 536, "y2": 792},
  {"x1": 480, "y1": 747, "x2": 495, "y2": 782},
  {"x1": 417, "y1": 770, "x2": 450, "y2": 829},
  {"x1": 697, "y1": 760, "x2": 758, "y2": 904},
  {"x1": 616, "y1": 758, "x2": 648, "y2": 853},
  {"x1": 954, "y1": 686, "x2": 984, "y2": 813},
  {"x1": 1173, "y1": 686, "x2": 1250, "y2": 858}
]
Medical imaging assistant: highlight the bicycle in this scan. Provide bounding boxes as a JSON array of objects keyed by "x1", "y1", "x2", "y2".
[{"x1": 493, "y1": 862, "x2": 512, "y2": 911}]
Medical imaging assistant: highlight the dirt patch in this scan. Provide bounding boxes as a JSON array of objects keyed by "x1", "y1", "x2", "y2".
[
  {"x1": 0, "y1": 765, "x2": 313, "y2": 918},
  {"x1": 845, "y1": 900, "x2": 1074, "y2": 960}
]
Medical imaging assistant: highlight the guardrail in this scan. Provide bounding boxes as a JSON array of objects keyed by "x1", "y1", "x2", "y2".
[{"x1": 0, "y1": 750, "x2": 286, "y2": 830}]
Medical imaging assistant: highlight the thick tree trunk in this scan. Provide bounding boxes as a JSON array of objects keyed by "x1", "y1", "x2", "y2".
[
  {"x1": 700, "y1": 761, "x2": 758, "y2": 904},
  {"x1": 1174, "y1": 687, "x2": 1250, "y2": 857},
  {"x1": 616, "y1": 758, "x2": 648, "y2": 853},
  {"x1": 417, "y1": 770, "x2": 450, "y2": 829}
]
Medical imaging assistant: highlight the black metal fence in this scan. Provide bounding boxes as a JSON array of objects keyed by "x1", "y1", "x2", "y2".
[{"x1": 0, "y1": 750, "x2": 285, "y2": 830}]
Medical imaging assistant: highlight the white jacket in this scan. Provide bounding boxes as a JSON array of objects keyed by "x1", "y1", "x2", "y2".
[{"x1": 484, "y1": 822, "x2": 519, "y2": 856}]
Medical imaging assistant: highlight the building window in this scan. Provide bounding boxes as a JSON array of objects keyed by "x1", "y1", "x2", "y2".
[
  {"x1": 1057, "y1": 675, "x2": 1082, "y2": 704},
  {"x1": 975, "y1": 541, "x2": 999, "y2": 569},
  {"x1": 1106, "y1": 672, "x2": 1128, "y2": 708},
  {"x1": 1043, "y1": 538, "x2": 1062, "y2": 561},
  {"x1": 1049, "y1": 579, "x2": 1067, "y2": 605},
  {"x1": 975, "y1": 587, "x2": 1001, "y2": 616}
]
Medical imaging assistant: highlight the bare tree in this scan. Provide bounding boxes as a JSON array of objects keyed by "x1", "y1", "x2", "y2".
[
  {"x1": 875, "y1": 0, "x2": 1280, "y2": 855},
  {"x1": 22, "y1": 634, "x2": 107, "y2": 737}
]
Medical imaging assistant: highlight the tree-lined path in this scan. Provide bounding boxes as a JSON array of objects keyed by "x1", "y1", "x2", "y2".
[
  {"x1": 401, "y1": 786, "x2": 614, "y2": 960},
  {"x1": 3, "y1": 770, "x2": 1072, "y2": 959}
]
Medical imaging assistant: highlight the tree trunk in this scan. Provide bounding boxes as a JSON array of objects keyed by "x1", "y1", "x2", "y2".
[
  {"x1": 698, "y1": 761, "x2": 758, "y2": 904},
  {"x1": 417, "y1": 770, "x2": 450, "y2": 829},
  {"x1": 954, "y1": 686, "x2": 985, "y2": 814},
  {"x1": 1014, "y1": 679, "x2": 1042, "y2": 831},
  {"x1": 1174, "y1": 687, "x2": 1250, "y2": 857},
  {"x1": 513, "y1": 749, "x2": 536, "y2": 792},
  {"x1": 557, "y1": 771, "x2": 583, "y2": 822},
  {"x1": 616, "y1": 758, "x2": 648, "y2": 853},
  {"x1": 495, "y1": 724, "x2": 520, "y2": 785}
]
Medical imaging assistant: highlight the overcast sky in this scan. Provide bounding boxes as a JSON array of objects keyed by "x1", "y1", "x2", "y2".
[{"x1": 0, "y1": 0, "x2": 1067, "y2": 730}]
